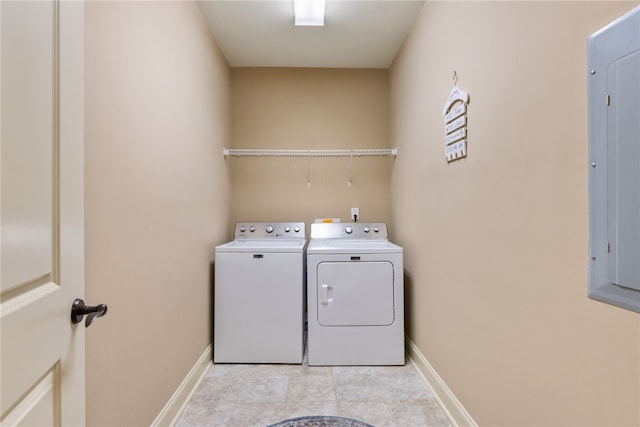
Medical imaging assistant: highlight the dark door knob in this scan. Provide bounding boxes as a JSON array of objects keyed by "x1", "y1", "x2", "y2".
[{"x1": 71, "y1": 298, "x2": 108, "y2": 327}]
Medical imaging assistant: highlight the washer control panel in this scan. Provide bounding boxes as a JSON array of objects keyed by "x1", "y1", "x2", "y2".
[
  {"x1": 310, "y1": 222, "x2": 388, "y2": 239},
  {"x1": 235, "y1": 222, "x2": 305, "y2": 239}
]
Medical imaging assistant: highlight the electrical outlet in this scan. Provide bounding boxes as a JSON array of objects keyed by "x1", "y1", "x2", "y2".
[{"x1": 351, "y1": 207, "x2": 359, "y2": 221}]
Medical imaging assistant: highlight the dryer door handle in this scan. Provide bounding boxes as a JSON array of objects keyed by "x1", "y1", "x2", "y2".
[{"x1": 321, "y1": 284, "x2": 333, "y2": 305}]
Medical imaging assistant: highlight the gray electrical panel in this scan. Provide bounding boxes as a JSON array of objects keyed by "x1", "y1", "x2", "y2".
[{"x1": 588, "y1": 6, "x2": 640, "y2": 312}]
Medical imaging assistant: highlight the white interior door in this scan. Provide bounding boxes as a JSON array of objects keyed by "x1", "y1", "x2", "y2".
[{"x1": 1, "y1": 0, "x2": 85, "y2": 425}]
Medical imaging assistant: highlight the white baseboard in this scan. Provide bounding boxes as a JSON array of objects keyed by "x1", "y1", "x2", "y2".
[
  {"x1": 406, "y1": 338, "x2": 478, "y2": 427},
  {"x1": 151, "y1": 344, "x2": 212, "y2": 427}
]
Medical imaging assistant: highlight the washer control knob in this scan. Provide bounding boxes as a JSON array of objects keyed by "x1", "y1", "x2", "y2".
[
  {"x1": 345, "y1": 226, "x2": 353, "y2": 234},
  {"x1": 249, "y1": 226, "x2": 256, "y2": 232},
  {"x1": 364, "y1": 226, "x2": 370, "y2": 233},
  {"x1": 294, "y1": 226, "x2": 300, "y2": 233},
  {"x1": 266, "y1": 225, "x2": 274, "y2": 233},
  {"x1": 239, "y1": 226, "x2": 246, "y2": 232},
  {"x1": 284, "y1": 226, "x2": 291, "y2": 232},
  {"x1": 373, "y1": 226, "x2": 380, "y2": 233}
]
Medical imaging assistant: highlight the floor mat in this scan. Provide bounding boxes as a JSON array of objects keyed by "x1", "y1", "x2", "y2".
[{"x1": 267, "y1": 415, "x2": 374, "y2": 427}]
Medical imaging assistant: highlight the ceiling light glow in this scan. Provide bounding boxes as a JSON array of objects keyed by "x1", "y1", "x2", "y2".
[{"x1": 294, "y1": 0, "x2": 326, "y2": 26}]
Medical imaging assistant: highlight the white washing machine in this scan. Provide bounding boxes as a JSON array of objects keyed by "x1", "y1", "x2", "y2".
[
  {"x1": 214, "y1": 222, "x2": 306, "y2": 364},
  {"x1": 306, "y1": 222, "x2": 404, "y2": 366}
]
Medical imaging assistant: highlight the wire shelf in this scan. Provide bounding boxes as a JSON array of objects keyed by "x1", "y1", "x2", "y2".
[{"x1": 222, "y1": 148, "x2": 397, "y2": 158}]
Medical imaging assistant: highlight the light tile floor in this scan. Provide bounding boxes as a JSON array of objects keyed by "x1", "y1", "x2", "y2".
[{"x1": 175, "y1": 358, "x2": 452, "y2": 427}]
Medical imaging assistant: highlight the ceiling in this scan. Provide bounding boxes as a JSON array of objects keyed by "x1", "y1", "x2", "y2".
[{"x1": 195, "y1": 0, "x2": 425, "y2": 69}]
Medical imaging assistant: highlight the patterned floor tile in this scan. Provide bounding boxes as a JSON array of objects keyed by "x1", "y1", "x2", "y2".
[
  {"x1": 284, "y1": 400, "x2": 339, "y2": 419},
  {"x1": 175, "y1": 359, "x2": 451, "y2": 427}
]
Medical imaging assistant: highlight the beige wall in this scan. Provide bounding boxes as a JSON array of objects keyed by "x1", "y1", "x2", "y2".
[
  {"x1": 81, "y1": 1, "x2": 640, "y2": 425},
  {"x1": 230, "y1": 68, "x2": 392, "y2": 229},
  {"x1": 390, "y1": 1, "x2": 640, "y2": 425},
  {"x1": 84, "y1": 1, "x2": 230, "y2": 425}
]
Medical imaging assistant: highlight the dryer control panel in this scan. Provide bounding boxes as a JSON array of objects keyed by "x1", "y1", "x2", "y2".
[
  {"x1": 234, "y1": 222, "x2": 305, "y2": 239},
  {"x1": 310, "y1": 222, "x2": 388, "y2": 239}
]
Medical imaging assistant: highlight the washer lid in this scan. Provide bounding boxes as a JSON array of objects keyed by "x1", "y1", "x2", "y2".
[
  {"x1": 216, "y1": 239, "x2": 307, "y2": 253},
  {"x1": 306, "y1": 239, "x2": 402, "y2": 254}
]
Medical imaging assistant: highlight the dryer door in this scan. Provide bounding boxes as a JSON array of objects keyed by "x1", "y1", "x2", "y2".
[{"x1": 317, "y1": 261, "x2": 394, "y2": 326}]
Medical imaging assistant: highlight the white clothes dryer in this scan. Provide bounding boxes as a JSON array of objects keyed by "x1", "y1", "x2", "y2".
[
  {"x1": 214, "y1": 222, "x2": 306, "y2": 364},
  {"x1": 306, "y1": 222, "x2": 404, "y2": 366}
]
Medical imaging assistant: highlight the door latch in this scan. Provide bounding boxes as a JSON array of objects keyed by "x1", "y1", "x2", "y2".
[{"x1": 71, "y1": 298, "x2": 108, "y2": 327}]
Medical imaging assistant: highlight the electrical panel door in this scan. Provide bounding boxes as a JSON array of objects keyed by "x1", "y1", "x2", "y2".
[{"x1": 588, "y1": 6, "x2": 640, "y2": 312}]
